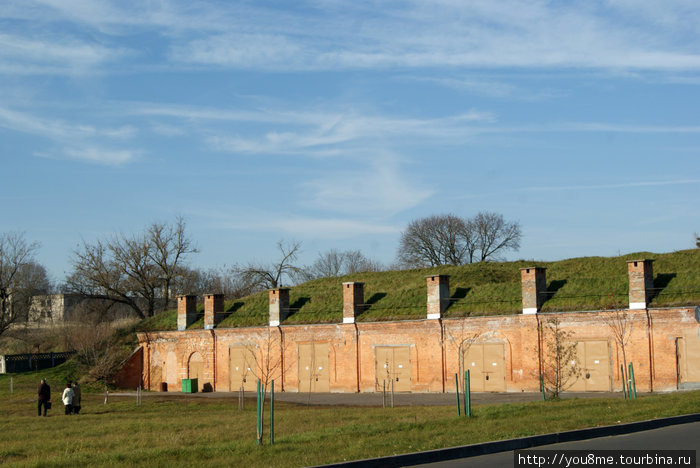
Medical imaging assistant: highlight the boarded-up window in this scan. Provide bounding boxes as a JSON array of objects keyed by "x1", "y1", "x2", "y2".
[
  {"x1": 150, "y1": 351, "x2": 162, "y2": 391},
  {"x1": 375, "y1": 346, "x2": 411, "y2": 392},
  {"x1": 463, "y1": 343, "x2": 506, "y2": 392},
  {"x1": 230, "y1": 346, "x2": 257, "y2": 391},
  {"x1": 165, "y1": 352, "x2": 177, "y2": 389},
  {"x1": 568, "y1": 341, "x2": 611, "y2": 392},
  {"x1": 298, "y1": 342, "x2": 330, "y2": 392}
]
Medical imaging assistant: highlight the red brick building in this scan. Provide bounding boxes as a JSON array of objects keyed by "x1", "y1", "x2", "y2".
[{"x1": 124, "y1": 260, "x2": 700, "y2": 394}]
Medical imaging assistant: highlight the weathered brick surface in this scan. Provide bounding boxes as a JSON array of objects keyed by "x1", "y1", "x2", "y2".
[
  {"x1": 628, "y1": 260, "x2": 654, "y2": 308},
  {"x1": 204, "y1": 294, "x2": 225, "y2": 330},
  {"x1": 177, "y1": 295, "x2": 197, "y2": 331},
  {"x1": 342, "y1": 282, "x2": 364, "y2": 323},
  {"x1": 133, "y1": 306, "x2": 698, "y2": 393},
  {"x1": 426, "y1": 275, "x2": 449, "y2": 319},
  {"x1": 521, "y1": 267, "x2": 546, "y2": 313}
]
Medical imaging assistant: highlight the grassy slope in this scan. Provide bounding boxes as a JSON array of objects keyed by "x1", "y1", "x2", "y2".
[
  {"x1": 139, "y1": 249, "x2": 700, "y2": 331},
  {"x1": 1, "y1": 368, "x2": 699, "y2": 467}
]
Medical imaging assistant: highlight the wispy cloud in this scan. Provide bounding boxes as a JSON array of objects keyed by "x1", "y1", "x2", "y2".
[
  {"x1": 5, "y1": 1, "x2": 700, "y2": 76},
  {"x1": 523, "y1": 179, "x2": 700, "y2": 193},
  {"x1": 302, "y1": 153, "x2": 434, "y2": 216},
  {"x1": 198, "y1": 208, "x2": 400, "y2": 238},
  {"x1": 0, "y1": 106, "x2": 139, "y2": 165}
]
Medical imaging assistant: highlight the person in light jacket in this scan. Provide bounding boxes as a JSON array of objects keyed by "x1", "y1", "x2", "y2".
[{"x1": 61, "y1": 382, "x2": 74, "y2": 415}]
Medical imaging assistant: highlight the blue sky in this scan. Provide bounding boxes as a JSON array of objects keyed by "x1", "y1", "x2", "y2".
[{"x1": 1, "y1": 1, "x2": 699, "y2": 283}]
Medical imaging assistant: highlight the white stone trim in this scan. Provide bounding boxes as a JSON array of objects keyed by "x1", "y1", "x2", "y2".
[
  {"x1": 426, "y1": 313, "x2": 441, "y2": 320},
  {"x1": 629, "y1": 302, "x2": 647, "y2": 310},
  {"x1": 269, "y1": 320, "x2": 280, "y2": 327},
  {"x1": 204, "y1": 324, "x2": 213, "y2": 330},
  {"x1": 522, "y1": 308, "x2": 538, "y2": 315},
  {"x1": 343, "y1": 317, "x2": 355, "y2": 324}
]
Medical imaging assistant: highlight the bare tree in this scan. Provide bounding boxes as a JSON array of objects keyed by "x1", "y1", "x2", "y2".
[
  {"x1": 396, "y1": 212, "x2": 520, "y2": 268},
  {"x1": 246, "y1": 328, "x2": 288, "y2": 445},
  {"x1": 604, "y1": 309, "x2": 633, "y2": 392},
  {"x1": 299, "y1": 249, "x2": 384, "y2": 280},
  {"x1": 66, "y1": 218, "x2": 196, "y2": 319},
  {"x1": 147, "y1": 217, "x2": 196, "y2": 307},
  {"x1": 539, "y1": 317, "x2": 581, "y2": 400},
  {"x1": 397, "y1": 214, "x2": 472, "y2": 268},
  {"x1": 238, "y1": 240, "x2": 302, "y2": 289},
  {"x1": 0, "y1": 232, "x2": 43, "y2": 337},
  {"x1": 173, "y1": 265, "x2": 256, "y2": 299},
  {"x1": 472, "y1": 211, "x2": 522, "y2": 262},
  {"x1": 65, "y1": 309, "x2": 130, "y2": 382}
]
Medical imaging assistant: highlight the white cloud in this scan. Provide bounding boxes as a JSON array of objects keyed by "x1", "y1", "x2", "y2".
[
  {"x1": 0, "y1": 106, "x2": 139, "y2": 166},
  {"x1": 62, "y1": 147, "x2": 138, "y2": 165},
  {"x1": 302, "y1": 153, "x2": 434, "y2": 216}
]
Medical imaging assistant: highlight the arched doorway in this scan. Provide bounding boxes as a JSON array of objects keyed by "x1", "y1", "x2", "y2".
[{"x1": 188, "y1": 352, "x2": 204, "y2": 392}]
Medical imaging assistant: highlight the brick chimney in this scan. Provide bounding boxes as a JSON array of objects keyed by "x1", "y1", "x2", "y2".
[
  {"x1": 204, "y1": 294, "x2": 224, "y2": 330},
  {"x1": 342, "y1": 282, "x2": 364, "y2": 324},
  {"x1": 628, "y1": 259, "x2": 654, "y2": 310},
  {"x1": 177, "y1": 295, "x2": 197, "y2": 331},
  {"x1": 521, "y1": 267, "x2": 546, "y2": 314},
  {"x1": 426, "y1": 275, "x2": 450, "y2": 319},
  {"x1": 269, "y1": 288, "x2": 290, "y2": 326}
]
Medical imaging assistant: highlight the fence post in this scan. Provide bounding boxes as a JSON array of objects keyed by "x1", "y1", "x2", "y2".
[
  {"x1": 455, "y1": 373, "x2": 461, "y2": 416},
  {"x1": 382, "y1": 381, "x2": 386, "y2": 408},
  {"x1": 465, "y1": 370, "x2": 471, "y2": 417},
  {"x1": 10, "y1": 377, "x2": 13, "y2": 394},
  {"x1": 629, "y1": 363, "x2": 637, "y2": 399},
  {"x1": 256, "y1": 379, "x2": 262, "y2": 445},
  {"x1": 270, "y1": 380, "x2": 275, "y2": 445},
  {"x1": 390, "y1": 379, "x2": 394, "y2": 408},
  {"x1": 621, "y1": 364, "x2": 627, "y2": 399}
]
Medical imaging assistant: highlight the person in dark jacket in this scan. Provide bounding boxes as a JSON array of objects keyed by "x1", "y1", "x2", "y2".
[
  {"x1": 71, "y1": 382, "x2": 82, "y2": 414},
  {"x1": 37, "y1": 378, "x2": 51, "y2": 416}
]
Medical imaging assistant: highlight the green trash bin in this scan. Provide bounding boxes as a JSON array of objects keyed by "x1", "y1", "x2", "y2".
[{"x1": 182, "y1": 378, "x2": 198, "y2": 393}]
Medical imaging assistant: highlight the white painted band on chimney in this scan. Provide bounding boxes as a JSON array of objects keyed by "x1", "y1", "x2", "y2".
[
  {"x1": 522, "y1": 307, "x2": 538, "y2": 315},
  {"x1": 426, "y1": 313, "x2": 441, "y2": 320},
  {"x1": 343, "y1": 317, "x2": 355, "y2": 324},
  {"x1": 269, "y1": 320, "x2": 280, "y2": 327},
  {"x1": 629, "y1": 302, "x2": 647, "y2": 310},
  {"x1": 204, "y1": 324, "x2": 213, "y2": 330}
]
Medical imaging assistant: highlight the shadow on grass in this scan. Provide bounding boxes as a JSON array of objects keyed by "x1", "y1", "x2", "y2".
[
  {"x1": 542, "y1": 279, "x2": 568, "y2": 305},
  {"x1": 359, "y1": 292, "x2": 387, "y2": 318},
  {"x1": 650, "y1": 273, "x2": 676, "y2": 302},
  {"x1": 286, "y1": 297, "x2": 311, "y2": 320},
  {"x1": 446, "y1": 287, "x2": 471, "y2": 311}
]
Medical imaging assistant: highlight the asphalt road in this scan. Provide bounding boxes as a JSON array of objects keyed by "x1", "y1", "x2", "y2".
[{"x1": 415, "y1": 421, "x2": 700, "y2": 468}]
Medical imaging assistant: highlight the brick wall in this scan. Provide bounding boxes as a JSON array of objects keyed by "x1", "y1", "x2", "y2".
[{"x1": 134, "y1": 306, "x2": 698, "y2": 393}]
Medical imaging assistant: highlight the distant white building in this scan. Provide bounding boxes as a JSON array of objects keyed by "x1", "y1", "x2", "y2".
[{"x1": 28, "y1": 294, "x2": 140, "y2": 325}]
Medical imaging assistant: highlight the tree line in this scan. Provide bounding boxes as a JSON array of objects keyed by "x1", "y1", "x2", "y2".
[{"x1": 1, "y1": 211, "x2": 523, "y2": 332}]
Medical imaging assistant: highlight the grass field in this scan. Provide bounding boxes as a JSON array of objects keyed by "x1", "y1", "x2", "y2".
[
  {"x1": 138, "y1": 249, "x2": 700, "y2": 331},
  {"x1": 2, "y1": 368, "x2": 700, "y2": 467}
]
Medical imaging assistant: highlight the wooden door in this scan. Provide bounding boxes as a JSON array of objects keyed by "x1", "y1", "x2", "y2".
[
  {"x1": 463, "y1": 343, "x2": 506, "y2": 392},
  {"x1": 229, "y1": 346, "x2": 257, "y2": 391},
  {"x1": 375, "y1": 346, "x2": 411, "y2": 392},
  {"x1": 298, "y1": 343, "x2": 330, "y2": 392}
]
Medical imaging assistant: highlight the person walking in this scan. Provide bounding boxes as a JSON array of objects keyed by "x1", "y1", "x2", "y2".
[
  {"x1": 71, "y1": 382, "x2": 82, "y2": 414},
  {"x1": 37, "y1": 378, "x2": 51, "y2": 416},
  {"x1": 61, "y1": 382, "x2": 74, "y2": 415}
]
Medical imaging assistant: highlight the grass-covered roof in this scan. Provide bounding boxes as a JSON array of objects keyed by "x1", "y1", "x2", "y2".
[{"x1": 139, "y1": 249, "x2": 700, "y2": 332}]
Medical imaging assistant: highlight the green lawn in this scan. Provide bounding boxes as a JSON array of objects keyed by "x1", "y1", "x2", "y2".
[
  {"x1": 138, "y1": 249, "x2": 700, "y2": 331},
  {"x1": 2, "y1": 370, "x2": 700, "y2": 467}
]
